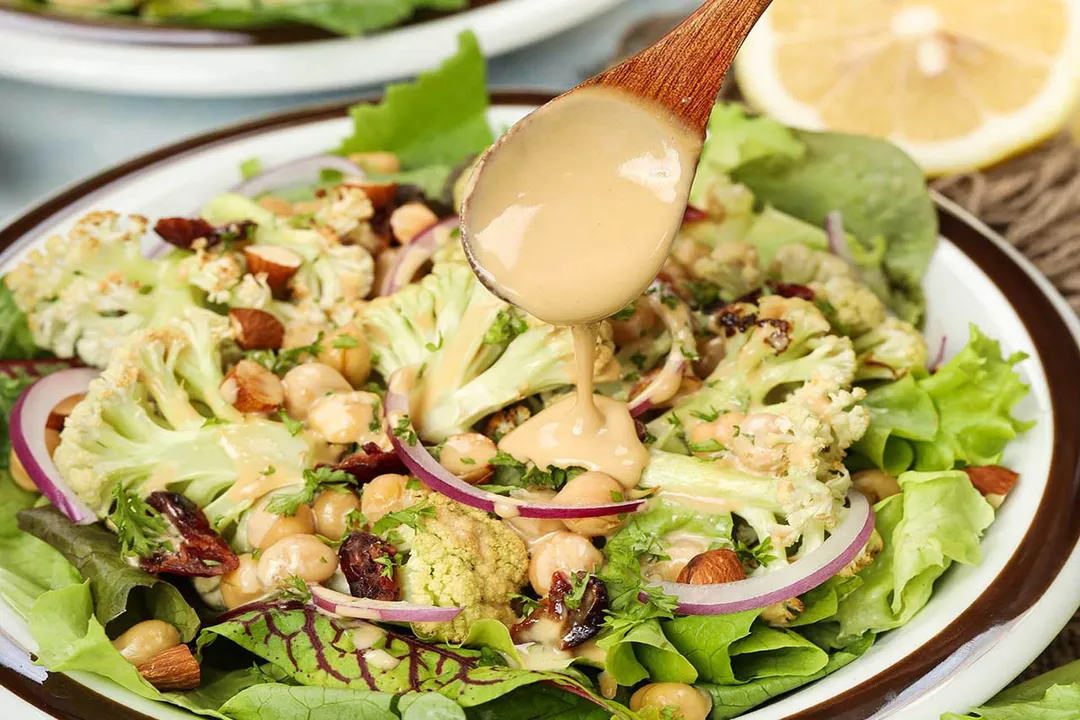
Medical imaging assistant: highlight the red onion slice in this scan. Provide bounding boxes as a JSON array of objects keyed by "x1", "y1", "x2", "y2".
[
  {"x1": 310, "y1": 585, "x2": 461, "y2": 623},
  {"x1": 385, "y1": 370, "x2": 645, "y2": 520},
  {"x1": 825, "y1": 210, "x2": 857, "y2": 265},
  {"x1": 230, "y1": 155, "x2": 366, "y2": 198},
  {"x1": 650, "y1": 490, "x2": 874, "y2": 615},
  {"x1": 379, "y1": 217, "x2": 459, "y2": 296},
  {"x1": 10, "y1": 368, "x2": 100, "y2": 524},
  {"x1": 629, "y1": 281, "x2": 695, "y2": 418}
]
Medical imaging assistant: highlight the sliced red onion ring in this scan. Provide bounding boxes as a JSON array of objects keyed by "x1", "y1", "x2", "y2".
[
  {"x1": 825, "y1": 210, "x2": 856, "y2": 265},
  {"x1": 379, "y1": 217, "x2": 459, "y2": 296},
  {"x1": 230, "y1": 155, "x2": 366, "y2": 198},
  {"x1": 629, "y1": 281, "x2": 696, "y2": 418},
  {"x1": 384, "y1": 370, "x2": 645, "y2": 519},
  {"x1": 649, "y1": 490, "x2": 873, "y2": 615},
  {"x1": 925, "y1": 318, "x2": 948, "y2": 373},
  {"x1": 683, "y1": 205, "x2": 708, "y2": 224},
  {"x1": 10, "y1": 368, "x2": 100, "y2": 524},
  {"x1": 310, "y1": 585, "x2": 461, "y2": 623}
]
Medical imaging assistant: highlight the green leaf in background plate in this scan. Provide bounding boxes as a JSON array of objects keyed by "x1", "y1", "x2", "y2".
[
  {"x1": 913, "y1": 325, "x2": 1032, "y2": 471},
  {"x1": 336, "y1": 32, "x2": 493, "y2": 169},
  {"x1": 700, "y1": 634, "x2": 874, "y2": 720},
  {"x1": 18, "y1": 506, "x2": 200, "y2": 640},
  {"x1": 731, "y1": 128, "x2": 937, "y2": 323},
  {"x1": 831, "y1": 470, "x2": 994, "y2": 642}
]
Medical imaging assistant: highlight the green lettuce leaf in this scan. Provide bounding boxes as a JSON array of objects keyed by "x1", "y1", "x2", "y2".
[
  {"x1": 731, "y1": 126, "x2": 937, "y2": 322},
  {"x1": 601, "y1": 619, "x2": 698, "y2": 686},
  {"x1": 943, "y1": 684, "x2": 1080, "y2": 720},
  {"x1": 0, "y1": 473, "x2": 81, "y2": 618},
  {"x1": 0, "y1": 283, "x2": 46, "y2": 361},
  {"x1": 336, "y1": 32, "x2": 493, "y2": 170},
  {"x1": 851, "y1": 373, "x2": 938, "y2": 475},
  {"x1": 692, "y1": 104, "x2": 805, "y2": 187},
  {"x1": 219, "y1": 685, "x2": 398, "y2": 720},
  {"x1": 913, "y1": 325, "x2": 1032, "y2": 471},
  {"x1": 661, "y1": 611, "x2": 758, "y2": 686},
  {"x1": 202, "y1": 602, "x2": 632, "y2": 717},
  {"x1": 18, "y1": 506, "x2": 200, "y2": 641},
  {"x1": 831, "y1": 470, "x2": 994, "y2": 642},
  {"x1": 728, "y1": 625, "x2": 828, "y2": 681},
  {"x1": 463, "y1": 683, "x2": 617, "y2": 720},
  {"x1": 700, "y1": 634, "x2": 873, "y2": 720}
]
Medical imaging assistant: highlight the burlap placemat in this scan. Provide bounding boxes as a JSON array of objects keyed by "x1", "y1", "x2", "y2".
[{"x1": 615, "y1": 12, "x2": 1080, "y2": 683}]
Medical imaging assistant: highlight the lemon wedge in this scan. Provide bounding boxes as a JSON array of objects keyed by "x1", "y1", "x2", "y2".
[{"x1": 735, "y1": 0, "x2": 1080, "y2": 174}]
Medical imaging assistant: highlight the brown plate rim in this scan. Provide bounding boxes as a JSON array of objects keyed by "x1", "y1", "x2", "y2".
[
  {"x1": 0, "y1": 92, "x2": 1077, "y2": 720},
  {"x1": 0, "y1": 0, "x2": 500, "y2": 47}
]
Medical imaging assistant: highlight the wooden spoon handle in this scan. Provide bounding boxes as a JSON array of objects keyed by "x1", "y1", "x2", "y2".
[{"x1": 586, "y1": 0, "x2": 774, "y2": 133}]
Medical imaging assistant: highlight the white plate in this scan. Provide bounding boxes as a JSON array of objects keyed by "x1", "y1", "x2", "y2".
[
  {"x1": 0, "y1": 101, "x2": 1077, "y2": 719},
  {"x1": 0, "y1": 0, "x2": 627, "y2": 97}
]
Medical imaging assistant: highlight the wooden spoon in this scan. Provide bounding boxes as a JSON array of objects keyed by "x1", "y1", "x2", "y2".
[{"x1": 584, "y1": 0, "x2": 774, "y2": 134}]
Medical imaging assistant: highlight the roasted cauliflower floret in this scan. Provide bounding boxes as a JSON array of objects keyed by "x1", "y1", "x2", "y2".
[
  {"x1": 402, "y1": 493, "x2": 529, "y2": 643},
  {"x1": 54, "y1": 309, "x2": 314, "y2": 517},
  {"x1": 4, "y1": 212, "x2": 203, "y2": 367},
  {"x1": 689, "y1": 241, "x2": 764, "y2": 301},
  {"x1": 853, "y1": 317, "x2": 929, "y2": 381}
]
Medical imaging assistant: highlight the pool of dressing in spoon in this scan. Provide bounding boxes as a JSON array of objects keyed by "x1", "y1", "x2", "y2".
[{"x1": 463, "y1": 86, "x2": 701, "y2": 485}]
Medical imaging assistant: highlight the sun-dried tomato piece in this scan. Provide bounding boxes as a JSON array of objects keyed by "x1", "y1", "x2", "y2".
[
  {"x1": 141, "y1": 492, "x2": 238, "y2": 577},
  {"x1": 766, "y1": 281, "x2": 815, "y2": 302},
  {"x1": 339, "y1": 531, "x2": 399, "y2": 601},
  {"x1": 511, "y1": 572, "x2": 608, "y2": 651},
  {"x1": 154, "y1": 217, "x2": 256, "y2": 250},
  {"x1": 324, "y1": 443, "x2": 407, "y2": 485},
  {"x1": 682, "y1": 205, "x2": 709, "y2": 224}
]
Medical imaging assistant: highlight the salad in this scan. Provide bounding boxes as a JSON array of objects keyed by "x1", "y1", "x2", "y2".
[
  {"x1": 0, "y1": 34, "x2": 1034, "y2": 720},
  {"x1": 1, "y1": 0, "x2": 471, "y2": 37}
]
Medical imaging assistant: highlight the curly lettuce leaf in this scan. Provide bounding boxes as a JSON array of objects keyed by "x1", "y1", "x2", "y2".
[
  {"x1": 336, "y1": 32, "x2": 493, "y2": 170},
  {"x1": 830, "y1": 470, "x2": 994, "y2": 642},
  {"x1": 18, "y1": 506, "x2": 200, "y2": 641},
  {"x1": 943, "y1": 684, "x2": 1080, "y2": 720},
  {"x1": 914, "y1": 326, "x2": 1032, "y2": 471},
  {"x1": 699, "y1": 634, "x2": 873, "y2": 720},
  {"x1": 202, "y1": 602, "x2": 632, "y2": 717},
  {"x1": 692, "y1": 104, "x2": 805, "y2": 190},
  {"x1": 730, "y1": 124, "x2": 937, "y2": 322},
  {"x1": 851, "y1": 373, "x2": 938, "y2": 475}
]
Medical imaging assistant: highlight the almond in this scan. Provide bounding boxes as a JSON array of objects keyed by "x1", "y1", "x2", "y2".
[
  {"x1": 964, "y1": 465, "x2": 1019, "y2": 507},
  {"x1": 348, "y1": 151, "x2": 400, "y2": 175},
  {"x1": 389, "y1": 202, "x2": 438, "y2": 244},
  {"x1": 356, "y1": 181, "x2": 398, "y2": 210},
  {"x1": 225, "y1": 359, "x2": 285, "y2": 414},
  {"x1": 47, "y1": 392, "x2": 86, "y2": 431},
  {"x1": 229, "y1": 308, "x2": 285, "y2": 351},
  {"x1": 137, "y1": 645, "x2": 200, "y2": 691},
  {"x1": 243, "y1": 245, "x2": 302, "y2": 295},
  {"x1": 677, "y1": 548, "x2": 746, "y2": 585}
]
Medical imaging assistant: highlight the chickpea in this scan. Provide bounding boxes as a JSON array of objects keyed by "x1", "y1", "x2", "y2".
[
  {"x1": 361, "y1": 473, "x2": 410, "y2": 523},
  {"x1": 611, "y1": 302, "x2": 658, "y2": 346},
  {"x1": 389, "y1": 202, "x2": 438, "y2": 244},
  {"x1": 629, "y1": 683, "x2": 712, "y2": 720},
  {"x1": 9, "y1": 449, "x2": 37, "y2": 493},
  {"x1": 221, "y1": 553, "x2": 265, "y2": 609},
  {"x1": 307, "y1": 391, "x2": 381, "y2": 445},
  {"x1": 348, "y1": 151, "x2": 400, "y2": 175},
  {"x1": 282, "y1": 363, "x2": 352, "y2": 420},
  {"x1": 853, "y1": 469, "x2": 902, "y2": 505},
  {"x1": 553, "y1": 472, "x2": 627, "y2": 537},
  {"x1": 319, "y1": 326, "x2": 372, "y2": 387},
  {"x1": 112, "y1": 620, "x2": 181, "y2": 667},
  {"x1": 45, "y1": 427, "x2": 62, "y2": 458},
  {"x1": 372, "y1": 247, "x2": 400, "y2": 297},
  {"x1": 645, "y1": 539, "x2": 709, "y2": 583},
  {"x1": 528, "y1": 531, "x2": 603, "y2": 596},
  {"x1": 257, "y1": 534, "x2": 339, "y2": 588},
  {"x1": 439, "y1": 433, "x2": 497, "y2": 484},
  {"x1": 313, "y1": 488, "x2": 362, "y2": 540},
  {"x1": 246, "y1": 501, "x2": 316, "y2": 550},
  {"x1": 283, "y1": 322, "x2": 321, "y2": 350}
]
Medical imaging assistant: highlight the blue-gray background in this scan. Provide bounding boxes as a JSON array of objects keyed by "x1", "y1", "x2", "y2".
[{"x1": 0, "y1": 0, "x2": 698, "y2": 220}]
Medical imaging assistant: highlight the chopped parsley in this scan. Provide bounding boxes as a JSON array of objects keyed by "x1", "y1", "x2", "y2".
[
  {"x1": 239, "y1": 157, "x2": 262, "y2": 180},
  {"x1": 629, "y1": 352, "x2": 647, "y2": 370},
  {"x1": 508, "y1": 592, "x2": 541, "y2": 616},
  {"x1": 372, "y1": 502, "x2": 435, "y2": 541},
  {"x1": 488, "y1": 451, "x2": 583, "y2": 492},
  {"x1": 611, "y1": 303, "x2": 636, "y2": 321},
  {"x1": 736, "y1": 536, "x2": 775, "y2": 569},
  {"x1": 564, "y1": 572, "x2": 591, "y2": 610},
  {"x1": 267, "y1": 466, "x2": 354, "y2": 516},
  {"x1": 344, "y1": 509, "x2": 367, "y2": 534},
  {"x1": 392, "y1": 415, "x2": 418, "y2": 446},
  {"x1": 684, "y1": 280, "x2": 722, "y2": 310},
  {"x1": 282, "y1": 575, "x2": 312, "y2": 602},
  {"x1": 108, "y1": 484, "x2": 172, "y2": 558},
  {"x1": 483, "y1": 308, "x2": 529, "y2": 345},
  {"x1": 247, "y1": 332, "x2": 324, "y2": 375},
  {"x1": 374, "y1": 552, "x2": 404, "y2": 580},
  {"x1": 278, "y1": 408, "x2": 303, "y2": 437},
  {"x1": 689, "y1": 407, "x2": 720, "y2": 422},
  {"x1": 687, "y1": 439, "x2": 726, "y2": 454}
]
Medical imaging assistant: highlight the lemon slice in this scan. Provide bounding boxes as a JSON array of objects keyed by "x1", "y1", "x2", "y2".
[{"x1": 735, "y1": 0, "x2": 1080, "y2": 174}]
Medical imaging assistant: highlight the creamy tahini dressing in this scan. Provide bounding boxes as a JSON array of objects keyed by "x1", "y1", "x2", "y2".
[{"x1": 465, "y1": 87, "x2": 700, "y2": 490}]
